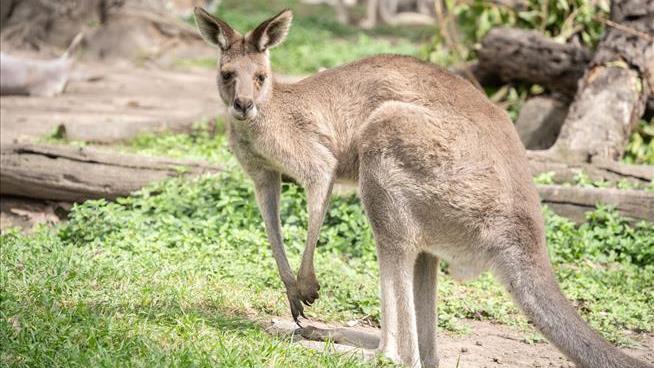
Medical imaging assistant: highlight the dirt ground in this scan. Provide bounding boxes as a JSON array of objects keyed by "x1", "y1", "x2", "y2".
[
  {"x1": 270, "y1": 318, "x2": 654, "y2": 368},
  {"x1": 0, "y1": 62, "x2": 222, "y2": 145}
]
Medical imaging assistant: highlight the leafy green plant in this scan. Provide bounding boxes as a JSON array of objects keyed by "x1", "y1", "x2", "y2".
[
  {"x1": 624, "y1": 120, "x2": 654, "y2": 165},
  {"x1": 545, "y1": 205, "x2": 654, "y2": 267},
  {"x1": 572, "y1": 171, "x2": 612, "y2": 188},
  {"x1": 122, "y1": 119, "x2": 230, "y2": 164},
  {"x1": 533, "y1": 171, "x2": 555, "y2": 185}
]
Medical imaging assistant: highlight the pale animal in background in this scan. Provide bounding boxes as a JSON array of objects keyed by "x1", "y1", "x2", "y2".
[
  {"x1": 361, "y1": 0, "x2": 435, "y2": 28},
  {"x1": 167, "y1": 0, "x2": 219, "y2": 18},
  {"x1": 194, "y1": 7, "x2": 652, "y2": 368},
  {"x1": 0, "y1": 33, "x2": 83, "y2": 97},
  {"x1": 301, "y1": 0, "x2": 435, "y2": 27}
]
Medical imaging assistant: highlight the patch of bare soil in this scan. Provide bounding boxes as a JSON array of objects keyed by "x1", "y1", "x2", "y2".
[
  {"x1": 0, "y1": 196, "x2": 70, "y2": 231},
  {"x1": 435, "y1": 320, "x2": 653, "y2": 368},
  {"x1": 0, "y1": 62, "x2": 223, "y2": 144},
  {"x1": 269, "y1": 318, "x2": 654, "y2": 367}
]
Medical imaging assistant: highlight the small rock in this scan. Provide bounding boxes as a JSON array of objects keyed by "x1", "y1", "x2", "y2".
[
  {"x1": 492, "y1": 356, "x2": 501, "y2": 363},
  {"x1": 8, "y1": 316, "x2": 21, "y2": 334},
  {"x1": 515, "y1": 96, "x2": 568, "y2": 149},
  {"x1": 346, "y1": 320, "x2": 358, "y2": 327},
  {"x1": 475, "y1": 340, "x2": 483, "y2": 346},
  {"x1": 461, "y1": 347, "x2": 469, "y2": 353}
]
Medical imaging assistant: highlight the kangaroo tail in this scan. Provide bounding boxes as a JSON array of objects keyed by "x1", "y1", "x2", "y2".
[
  {"x1": 61, "y1": 32, "x2": 84, "y2": 60},
  {"x1": 495, "y1": 249, "x2": 651, "y2": 368}
]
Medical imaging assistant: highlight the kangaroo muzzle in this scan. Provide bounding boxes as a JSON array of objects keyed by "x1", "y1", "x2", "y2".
[{"x1": 230, "y1": 96, "x2": 257, "y2": 120}]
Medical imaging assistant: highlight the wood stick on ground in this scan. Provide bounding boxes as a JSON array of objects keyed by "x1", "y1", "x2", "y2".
[
  {"x1": 0, "y1": 144, "x2": 222, "y2": 202},
  {"x1": 537, "y1": 185, "x2": 654, "y2": 223},
  {"x1": 527, "y1": 152, "x2": 654, "y2": 185}
]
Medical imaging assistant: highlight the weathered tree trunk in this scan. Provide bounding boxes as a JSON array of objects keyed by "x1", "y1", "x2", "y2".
[
  {"x1": 474, "y1": 2, "x2": 653, "y2": 162},
  {"x1": 547, "y1": 0, "x2": 653, "y2": 162},
  {"x1": 0, "y1": 144, "x2": 222, "y2": 202}
]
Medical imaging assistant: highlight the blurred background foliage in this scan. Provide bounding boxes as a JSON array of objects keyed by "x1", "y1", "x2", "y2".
[
  {"x1": 427, "y1": 0, "x2": 609, "y2": 66},
  {"x1": 624, "y1": 121, "x2": 654, "y2": 165}
]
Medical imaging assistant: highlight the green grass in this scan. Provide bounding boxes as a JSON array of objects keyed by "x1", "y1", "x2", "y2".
[
  {"x1": 624, "y1": 119, "x2": 654, "y2": 165},
  {"x1": 2, "y1": 128, "x2": 653, "y2": 367},
  {"x1": 0, "y1": 226, "x2": 390, "y2": 368}
]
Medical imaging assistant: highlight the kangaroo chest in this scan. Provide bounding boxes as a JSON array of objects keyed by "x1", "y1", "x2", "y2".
[
  {"x1": 228, "y1": 124, "x2": 277, "y2": 171},
  {"x1": 228, "y1": 118, "x2": 341, "y2": 187},
  {"x1": 227, "y1": 121, "x2": 303, "y2": 180}
]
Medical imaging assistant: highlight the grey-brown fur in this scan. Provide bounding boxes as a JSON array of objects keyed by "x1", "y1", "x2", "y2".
[{"x1": 194, "y1": 8, "x2": 652, "y2": 368}]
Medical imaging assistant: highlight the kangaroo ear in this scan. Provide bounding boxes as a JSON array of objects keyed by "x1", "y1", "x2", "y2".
[
  {"x1": 248, "y1": 9, "x2": 293, "y2": 52},
  {"x1": 194, "y1": 7, "x2": 239, "y2": 50}
]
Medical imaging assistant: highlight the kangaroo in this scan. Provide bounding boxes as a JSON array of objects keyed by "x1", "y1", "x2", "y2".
[
  {"x1": 194, "y1": 8, "x2": 652, "y2": 368},
  {"x1": 0, "y1": 32, "x2": 84, "y2": 97}
]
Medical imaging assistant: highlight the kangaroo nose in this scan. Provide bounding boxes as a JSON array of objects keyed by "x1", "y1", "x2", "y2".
[{"x1": 234, "y1": 98, "x2": 254, "y2": 114}]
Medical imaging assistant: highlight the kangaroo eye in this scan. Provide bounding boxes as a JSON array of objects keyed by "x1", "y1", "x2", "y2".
[
  {"x1": 256, "y1": 74, "x2": 266, "y2": 84},
  {"x1": 221, "y1": 72, "x2": 233, "y2": 82}
]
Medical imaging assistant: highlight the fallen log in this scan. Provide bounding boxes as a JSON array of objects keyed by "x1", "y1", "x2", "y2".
[
  {"x1": 591, "y1": 157, "x2": 654, "y2": 183},
  {"x1": 0, "y1": 144, "x2": 222, "y2": 202},
  {"x1": 527, "y1": 152, "x2": 654, "y2": 185},
  {"x1": 475, "y1": 27, "x2": 591, "y2": 99},
  {"x1": 472, "y1": 27, "x2": 654, "y2": 111},
  {"x1": 538, "y1": 185, "x2": 654, "y2": 223}
]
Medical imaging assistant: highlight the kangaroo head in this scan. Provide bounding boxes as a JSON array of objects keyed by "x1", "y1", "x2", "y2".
[{"x1": 194, "y1": 7, "x2": 292, "y2": 121}]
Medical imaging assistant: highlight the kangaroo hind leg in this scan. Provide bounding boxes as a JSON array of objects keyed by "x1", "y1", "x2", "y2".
[
  {"x1": 414, "y1": 252, "x2": 439, "y2": 368},
  {"x1": 376, "y1": 243, "x2": 421, "y2": 367},
  {"x1": 359, "y1": 163, "x2": 422, "y2": 366}
]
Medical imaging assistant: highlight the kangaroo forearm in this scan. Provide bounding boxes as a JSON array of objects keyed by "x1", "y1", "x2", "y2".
[
  {"x1": 253, "y1": 171, "x2": 295, "y2": 286},
  {"x1": 268, "y1": 234, "x2": 296, "y2": 285},
  {"x1": 262, "y1": 211, "x2": 294, "y2": 285},
  {"x1": 299, "y1": 179, "x2": 335, "y2": 274}
]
